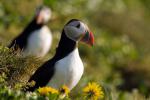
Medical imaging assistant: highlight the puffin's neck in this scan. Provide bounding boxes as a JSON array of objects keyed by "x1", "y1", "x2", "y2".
[
  {"x1": 22, "y1": 18, "x2": 43, "y2": 35},
  {"x1": 28, "y1": 18, "x2": 43, "y2": 30},
  {"x1": 54, "y1": 30, "x2": 77, "y2": 60}
]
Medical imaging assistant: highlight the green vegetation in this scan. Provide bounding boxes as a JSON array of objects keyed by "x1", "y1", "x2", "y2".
[{"x1": 0, "y1": 0, "x2": 150, "y2": 99}]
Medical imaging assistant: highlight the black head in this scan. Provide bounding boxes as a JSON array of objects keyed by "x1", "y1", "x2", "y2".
[{"x1": 64, "y1": 19, "x2": 94, "y2": 46}]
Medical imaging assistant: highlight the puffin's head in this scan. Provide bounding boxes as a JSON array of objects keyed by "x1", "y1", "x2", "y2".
[
  {"x1": 35, "y1": 6, "x2": 51, "y2": 24},
  {"x1": 64, "y1": 19, "x2": 94, "y2": 46}
]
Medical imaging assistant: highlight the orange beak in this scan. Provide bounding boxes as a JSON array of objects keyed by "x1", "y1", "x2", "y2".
[
  {"x1": 81, "y1": 31, "x2": 94, "y2": 46},
  {"x1": 36, "y1": 13, "x2": 43, "y2": 24}
]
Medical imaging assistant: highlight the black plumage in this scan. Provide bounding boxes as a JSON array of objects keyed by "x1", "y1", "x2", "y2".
[{"x1": 8, "y1": 19, "x2": 43, "y2": 50}]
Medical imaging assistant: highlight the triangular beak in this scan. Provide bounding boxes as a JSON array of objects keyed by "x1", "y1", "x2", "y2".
[
  {"x1": 36, "y1": 13, "x2": 43, "y2": 24},
  {"x1": 81, "y1": 31, "x2": 94, "y2": 46}
]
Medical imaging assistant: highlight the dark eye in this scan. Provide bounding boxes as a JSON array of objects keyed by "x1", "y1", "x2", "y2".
[{"x1": 76, "y1": 23, "x2": 80, "y2": 28}]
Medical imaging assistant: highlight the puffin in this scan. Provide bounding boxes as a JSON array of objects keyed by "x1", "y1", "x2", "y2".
[
  {"x1": 8, "y1": 6, "x2": 52, "y2": 57},
  {"x1": 26, "y1": 19, "x2": 94, "y2": 91}
]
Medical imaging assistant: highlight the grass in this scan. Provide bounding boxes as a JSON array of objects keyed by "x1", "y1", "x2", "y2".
[
  {"x1": 0, "y1": 43, "x2": 148, "y2": 100},
  {"x1": 0, "y1": 45, "x2": 42, "y2": 87}
]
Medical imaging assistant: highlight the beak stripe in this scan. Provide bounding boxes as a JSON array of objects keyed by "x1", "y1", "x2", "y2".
[
  {"x1": 81, "y1": 31, "x2": 90, "y2": 42},
  {"x1": 81, "y1": 31, "x2": 94, "y2": 46}
]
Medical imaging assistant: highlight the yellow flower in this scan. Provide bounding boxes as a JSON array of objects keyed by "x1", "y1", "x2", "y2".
[
  {"x1": 83, "y1": 82, "x2": 104, "y2": 100},
  {"x1": 59, "y1": 85, "x2": 70, "y2": 95},
  {"x1": 38, "y1": 86, "x2": 58, "y2": 95}
]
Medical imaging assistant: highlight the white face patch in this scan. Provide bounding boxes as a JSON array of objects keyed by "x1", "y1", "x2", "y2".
[
  {"x1": 36, "y1": 7, "x2": 52, "y2": 24},
  {"x1": 64, "y1": 21, "x2": 88, "y2": 42},
  {"x1": 41, "y1": 8, "x2": 51, "y2": 23}
]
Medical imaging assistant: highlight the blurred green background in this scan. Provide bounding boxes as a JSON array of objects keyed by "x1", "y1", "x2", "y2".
[{"x1": 0, "y1": 0, "x2": 150, "y2": 99}]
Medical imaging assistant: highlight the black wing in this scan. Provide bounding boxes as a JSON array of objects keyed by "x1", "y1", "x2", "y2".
[
  {"x1": 8, "y1": 34, "x2": 27, "y2": 50},
  {"x1": 25, "y1": 59, "x2": 55, "y2": 92}
]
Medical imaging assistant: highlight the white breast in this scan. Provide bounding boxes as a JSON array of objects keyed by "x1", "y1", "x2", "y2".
[
  {"x1": 47, "y1": 48, "x2": 84, "y2": 90},
  {"x1": 23, "y1": 26, "x2": 52, "y2": 57}
]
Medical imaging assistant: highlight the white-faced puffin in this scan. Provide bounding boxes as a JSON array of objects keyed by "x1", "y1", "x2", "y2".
[
  {"x1": 8, "y1": 6, "x2": 52, "y2": 57},
  {"x1": 26, "y1": 19, "x2": 94, "y2": 91}
]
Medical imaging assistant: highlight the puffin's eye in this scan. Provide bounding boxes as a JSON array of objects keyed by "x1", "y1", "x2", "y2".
[{"x1": 76, "y1": 23, "x2": 80, "y2": 28}]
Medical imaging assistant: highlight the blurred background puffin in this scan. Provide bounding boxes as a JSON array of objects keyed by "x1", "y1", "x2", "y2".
[{"x1": 8, "y1": 6, "x2": 52, "y2": 58}]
